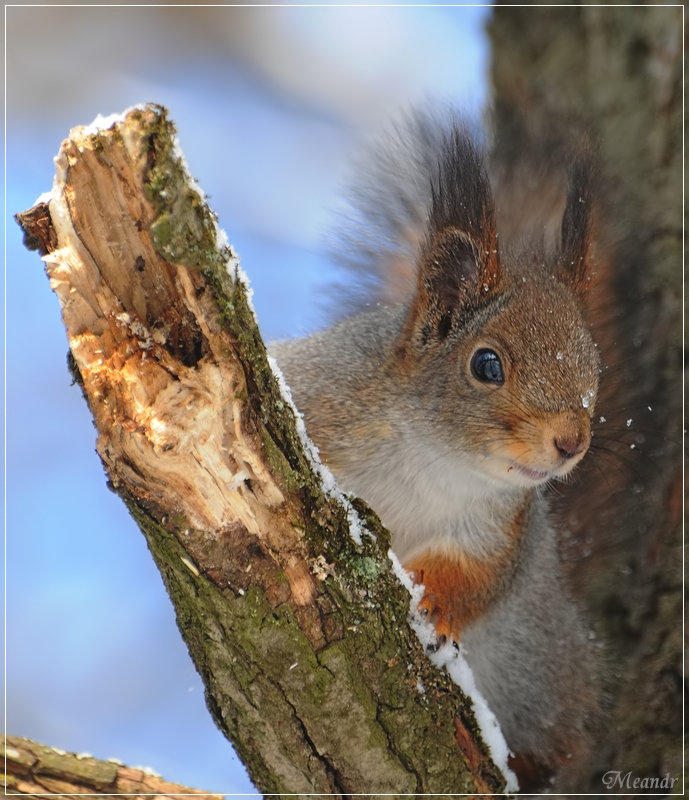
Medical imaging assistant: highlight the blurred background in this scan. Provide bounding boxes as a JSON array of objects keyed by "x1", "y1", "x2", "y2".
[{"x1": 5, "y1": 4, "x2": 491, "y2": 793}]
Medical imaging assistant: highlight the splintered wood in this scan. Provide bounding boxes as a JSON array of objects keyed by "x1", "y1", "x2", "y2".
[{"x1": 24, "y1": 106, "x2": 308, "y2": 571}]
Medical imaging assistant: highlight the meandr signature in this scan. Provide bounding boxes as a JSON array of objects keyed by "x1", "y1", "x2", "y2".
[{"x1": 602, "y1": 771, "x2": 679, "y2": 791}]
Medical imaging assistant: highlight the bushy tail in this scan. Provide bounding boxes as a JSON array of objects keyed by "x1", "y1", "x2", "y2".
[
  {"x1": 326, "y1": 107, "x2": 597, "y2": 321},
  {"x1": 327, "y1": 107, "x2": 487, "y2": 317}
]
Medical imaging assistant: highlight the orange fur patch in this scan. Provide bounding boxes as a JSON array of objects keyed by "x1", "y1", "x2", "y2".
[
  {"x1": 498, "y1": 408, "x2": 591, "y2": 474},
  {"x1": 508, "y1": 752, "x2": 552, "y2": 793},
  {"x1": 405, "y1": 505, "x2": 526, "y2": 641},
  {"x1": 405, "y1": 551, "x2": 499, "y2": 641}
]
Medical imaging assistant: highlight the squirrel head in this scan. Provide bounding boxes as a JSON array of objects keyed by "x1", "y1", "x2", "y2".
[{"x1": 394, "y1": 128, "x2": 600, "y2": 489}]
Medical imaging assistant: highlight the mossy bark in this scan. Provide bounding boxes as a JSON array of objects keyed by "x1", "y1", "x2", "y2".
[
  {"x1": 488, "y1": 5, "x2": 683, "y2": 793},
  {"x1": 3, "y1": 734, "x2": 223, "y2": 798},
  {"x1": 15, "y1": 105, "x2": 505, "y2": 795}
]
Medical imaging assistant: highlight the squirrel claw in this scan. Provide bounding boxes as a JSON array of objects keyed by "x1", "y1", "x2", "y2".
[
  {"x1": 417, "y1": 592, "x2": 458, "y2": 645},
  {"x1": 425, "y1": 633, "x2": 447, "y2": 653}
]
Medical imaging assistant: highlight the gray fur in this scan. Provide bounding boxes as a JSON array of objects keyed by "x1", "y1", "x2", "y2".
[{"x1": 269, "y1": 111, "x2": 601, "y2": 784}]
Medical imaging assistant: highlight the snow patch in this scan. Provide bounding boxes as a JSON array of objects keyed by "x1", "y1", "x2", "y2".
[
  {"x1": 387, "y1": 548, "x2": 420, "y2": 598},
  {"x1": 171, "y1": 135, "x2": 205, "y2": 199},
  {"x1": 346, "y1": 504, "x2": 364, "y2": 546},
  {"x1": 80, "y1": 111, "x2": 127, "y2": 137},
  {"x1": 132, "y1": 765, "x2": 162, "y2": 778},
  {"x1": 389, "y1": 548, "x2": 519, "y2": 793},
  {"x1": 231, "y1": 259, "x2": 257, "y2": 316},
  {"x1": 444, "y1": 647, "x2": 518, "y2": 792},
  {"x1": 428, "y1": 640, "x2": 519, "y2": 793},
  {"x1": 78, "y1": 104, "x2": 147, "y2": 138},
  {"x1": 267, "y1": 354, "x2": 373, "y2": 547},
  {"x1": 34, "y1": 190, "x2": 53, "y2": 206},
  {"x1": 581, "y1": 389, "x2": 595, "y2": 409},
  {"x1": 165, "y1": 131, "x2": 253, "y2": 319}
]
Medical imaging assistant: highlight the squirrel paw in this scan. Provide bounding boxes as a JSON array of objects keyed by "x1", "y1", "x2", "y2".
[
  {"x1": 417, "y1": 591, "x2": 459, "y2": 646},
  {"x1": 407, "y1": 553, "x2": 475, "y2": 644}
]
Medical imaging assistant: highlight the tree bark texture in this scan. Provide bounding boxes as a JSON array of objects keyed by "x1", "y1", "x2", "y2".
[
  {"x1": 3, "y1": 735, "x2": 222, "y2": 799},
  {"x1": 15, "y1": 105, "x2": 505, "y2": 795},
  {"x1": 488, "y1": 4, "x2": 683, "y2": 793}
]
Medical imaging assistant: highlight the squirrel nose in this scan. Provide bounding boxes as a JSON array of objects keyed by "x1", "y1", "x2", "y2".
[{"x1": 553, "y1": 432, "x2": 587, "y2": 460}]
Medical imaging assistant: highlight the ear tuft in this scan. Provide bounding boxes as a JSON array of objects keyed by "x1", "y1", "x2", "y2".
[
  {"x1": 560, "y1": 152, "x2": 596, "y2": 296},
  {"x1": 422, "y1": 228, "x2": 494, "y2": 317},
  {"x1": 399, "y1": 125, "x2": 501, "y2": 353}
]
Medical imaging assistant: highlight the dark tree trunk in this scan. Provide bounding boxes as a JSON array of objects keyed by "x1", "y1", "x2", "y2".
[{"x1": 488, "y1": 4, "x2": 683, "y2": 793}]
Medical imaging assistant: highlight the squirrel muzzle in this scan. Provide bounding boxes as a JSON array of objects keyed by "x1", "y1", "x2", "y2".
[{"x1": 496, "y1": 408, "x2": 592, "y2": 486}]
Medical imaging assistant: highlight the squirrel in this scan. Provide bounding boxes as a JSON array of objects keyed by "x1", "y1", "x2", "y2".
[{"x1": 269, "y1": 110, "x2": 602, "y2": 791}]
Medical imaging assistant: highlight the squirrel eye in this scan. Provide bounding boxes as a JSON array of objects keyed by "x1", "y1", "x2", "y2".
[{"x1": 471, "y1": 348, "x2": 504, "y2": 385}]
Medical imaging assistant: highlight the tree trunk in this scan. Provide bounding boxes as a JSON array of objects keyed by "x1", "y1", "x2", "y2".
[
  {"x1": 15, "y1": 104, "x2": 505, "y2": 795},
  {"x1": 488, "y1": 4, "x2": 683, "y2": 793}
]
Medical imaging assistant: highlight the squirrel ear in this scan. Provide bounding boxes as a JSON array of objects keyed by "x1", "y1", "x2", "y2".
[
  {"x1": 559, "y1": 155, "x2": 595, "y2": 296},
  {"x1": 398, "y1": 125, "x2": 502, "y2": 352},
  {"x1": 401, "y1": 227, "x2": 500, "y2": 349}
]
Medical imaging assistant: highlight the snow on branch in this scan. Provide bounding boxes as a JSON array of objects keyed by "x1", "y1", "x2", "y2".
[{"x1": 4, "y1": 735, "x2": 222, "y2": 798}]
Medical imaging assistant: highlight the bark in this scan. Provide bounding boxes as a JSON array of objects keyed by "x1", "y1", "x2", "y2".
[
  {"x1": 488, "y1": 4, "x2": 683, "y2": 793},
  {"x1": 15, "y1": 104, "x2": 504, "y2": 795},
  {"x1": 3, "y1": 735, "x2": 222, "y2": 799}
]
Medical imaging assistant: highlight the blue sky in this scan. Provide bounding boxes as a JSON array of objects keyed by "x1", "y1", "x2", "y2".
[{"x1": 5, "y1": 5, "x2": 490, "y2": 793}]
